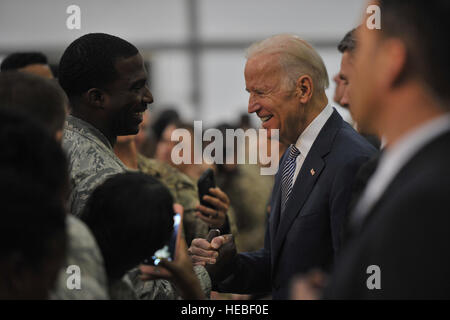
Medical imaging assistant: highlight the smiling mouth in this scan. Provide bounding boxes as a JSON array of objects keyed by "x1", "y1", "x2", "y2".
[
  {"x1": 260, "y1": 115, "x2": 273, "y2": 123},
  {"x1": 131, "y1": 110, "x2": 145, "y2": 121}
]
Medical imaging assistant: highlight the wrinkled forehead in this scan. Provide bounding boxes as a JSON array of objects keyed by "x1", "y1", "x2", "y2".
[
  {"x1": 246, "y1": 53, "x2": 282, "y2": 74},
  {"x1": 245, "y1": 54, "x2": 285, "y2": 91},
  {"x1": 245, "y1": 53, "x2": 285, "y2": 87}
]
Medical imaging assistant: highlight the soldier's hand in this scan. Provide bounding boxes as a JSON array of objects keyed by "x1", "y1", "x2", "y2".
[
  {"x1": 195, "y1": 187, "x2": 230, "y2": 228},
  {"x1": 188, "y1": 237, "x2": 219, "y2": 267},
  {"x1": 188, "y1": 233, "x2": 236, "y2": 283}
]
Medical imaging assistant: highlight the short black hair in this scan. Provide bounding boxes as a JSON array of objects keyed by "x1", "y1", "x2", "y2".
[
  {"x1": 0, "y1": 72, "x2": 68, "y2": 136},
  {"x1": 378, "y1": 0, "x2": 450, "y2": 105},
  {"x1": 58, "y1": 33, "x2": 139, "y2": 101},
  {"x1": 0, "y1": 52, "x2": 48, "y2": 72},
  {"x1": 81, "y1": 172, "x2": 174, "y2": 280},
  {"x1": 338, "y1": 28, "x2": 357, "y2": 53},
  {"x1": 0, "y1": 108, "x2": 70, "y2": 202}
]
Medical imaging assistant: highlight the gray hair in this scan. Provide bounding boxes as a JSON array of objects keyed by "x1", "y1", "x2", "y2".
[{"x1": 246, "y1": 34, "x2": 329, "y2": 92}]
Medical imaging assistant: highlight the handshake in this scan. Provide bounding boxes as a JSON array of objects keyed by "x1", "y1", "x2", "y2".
[{"x1": 188, "y1": 229, "x2": 237, "y2": 282}]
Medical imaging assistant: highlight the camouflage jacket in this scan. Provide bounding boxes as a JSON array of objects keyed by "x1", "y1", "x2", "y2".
[
  {"x1": 62, "y1": 115, "x2": 128, "y2": 217},
  {"x1": 52, "y1": 215, "x2": 109, "y2": 299},
  {"x1": 137, "y1": 154, "x2": 209, "y2": 245},
  {"x1": 123, "y1": 265, "x2": 211, "y2": 300}
]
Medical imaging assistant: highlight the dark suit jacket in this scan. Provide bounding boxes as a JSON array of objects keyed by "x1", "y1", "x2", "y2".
[
  {"x1": 341, "y1": 152, "x2": 381, "y2": 245},
  {"x1": 217, "y1": 109, "x2": 376, "y2": 299},
  {"x1": 324, "y1": 130, "x2": 450, "y2": 299}
]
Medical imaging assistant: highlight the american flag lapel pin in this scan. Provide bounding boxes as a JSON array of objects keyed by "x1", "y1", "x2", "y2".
[{"x1": 310, "y1": 168, "x2": 315, "y2": 176}]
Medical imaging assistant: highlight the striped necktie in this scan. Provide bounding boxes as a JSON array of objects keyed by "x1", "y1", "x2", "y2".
[{"x1": 281, "y1": 145, "x2": 300, "y2": 214}]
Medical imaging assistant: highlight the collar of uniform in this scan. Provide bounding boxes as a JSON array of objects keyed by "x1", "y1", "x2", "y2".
[
  {"x1": 294, "y1": 104, "x2": 334, "y2": 157},
  {"x1": 66, "y1": 115, "x2": 113, "y2": 150}
]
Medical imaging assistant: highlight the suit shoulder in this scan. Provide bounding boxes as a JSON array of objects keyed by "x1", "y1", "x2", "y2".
[{"x1": 331, "y1": 121, "x2": 377, "y2": 160}]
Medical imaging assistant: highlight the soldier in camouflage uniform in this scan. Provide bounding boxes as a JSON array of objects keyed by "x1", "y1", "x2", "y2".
[
  {"x1": 59, "y1": 33, "x2": 232, "y2": 299},
  {"x1": 63, "y1": 115, "x2": 128, "y2": 217}
]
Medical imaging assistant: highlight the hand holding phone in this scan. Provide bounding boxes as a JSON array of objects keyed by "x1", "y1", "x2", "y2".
[
  {"x1": 197, "y1": 168, "x2": 216, "y2": 211},
  {"x1": 143, "y1": 206, "x2": 183, "y2": 266},
  {"x1": 139, "y1": 207, "x2": 205, "y2": 299}
]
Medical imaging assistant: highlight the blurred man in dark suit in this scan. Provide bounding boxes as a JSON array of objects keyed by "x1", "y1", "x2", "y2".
[
  {"x1": 337, "y1": 28, "x2": 381, "y2": 150},
  {"x1": 324, "y1": 0, "x2": 450, "y2": 299},
  {"x1": 188, "y1": 34, "x2": 376, "y2": 299},
  {"x1": 335, "y1": 29, "x2": 383, "y2": 243}
]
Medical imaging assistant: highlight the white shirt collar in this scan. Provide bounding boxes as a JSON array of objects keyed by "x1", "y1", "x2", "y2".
[{"x1": 294, "y1": 104, "x2": 334, "y2": 157}]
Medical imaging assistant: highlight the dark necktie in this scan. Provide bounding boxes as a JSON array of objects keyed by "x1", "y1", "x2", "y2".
[{"x1": 281, "y1": 145, "x2": 300, "y2": 214}]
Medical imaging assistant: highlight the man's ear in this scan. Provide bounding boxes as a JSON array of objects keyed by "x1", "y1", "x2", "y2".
[
  {"x1": 85, "y1": 88, "x2": 106, "y2": 110},
  {"x1": 295, "y1": 75, "x2": 314, "y2": 104},
  {"x1": 378, "y1": 38, "x2": 408, "y2": 90}
]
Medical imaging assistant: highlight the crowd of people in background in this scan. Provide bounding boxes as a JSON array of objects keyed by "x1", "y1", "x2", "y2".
[{"x1": 1, "y1": 0, "x2": 449, "y2": 300}]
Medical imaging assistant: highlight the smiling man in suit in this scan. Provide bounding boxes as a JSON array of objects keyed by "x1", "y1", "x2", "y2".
[{"x1": 188, "y1": 34, "x2": 376, "y2": 299}]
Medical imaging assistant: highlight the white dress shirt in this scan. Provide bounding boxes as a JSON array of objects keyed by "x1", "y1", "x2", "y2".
[
  {"x1": 292, "y1": 104, "x2": 334, "y2": 184},
  {"x1": 352, "y1": 113, "x2": 450, "y2": 226}
]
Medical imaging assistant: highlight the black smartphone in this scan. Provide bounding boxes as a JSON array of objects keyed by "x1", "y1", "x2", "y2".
[
  {"x1": 197, "y1": 168, "x2": 216, "y2": 212},
  {"x1": 143, "y1": 212, "x2": 183, "y2": 266}
]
